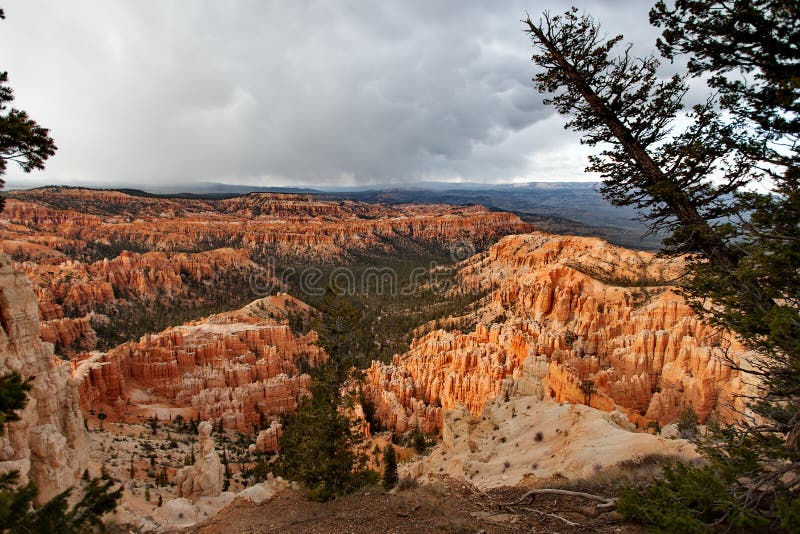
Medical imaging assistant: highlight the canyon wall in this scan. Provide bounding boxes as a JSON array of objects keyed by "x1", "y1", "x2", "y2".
[
  {"x1": 1, "y1": 188, "x2": 532, "y2": 359},
  {"x1": 366, "y1": 232, "x2": 749, "y2": 433},
  {"x1": 21, "y1": 247, "x2": 260, "y2": 320},
  {"x1": 0, "y1": 254, "x2": 88, "y2": 503}
]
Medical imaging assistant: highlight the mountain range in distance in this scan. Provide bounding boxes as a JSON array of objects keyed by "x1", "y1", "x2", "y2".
[{"x1": 4, "y1": 180, "x2": 660, "y2": 250}]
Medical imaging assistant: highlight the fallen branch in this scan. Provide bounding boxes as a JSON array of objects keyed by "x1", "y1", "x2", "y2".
[{"x1": 521, "y1": 507, "x2": 581, "y2": 527}]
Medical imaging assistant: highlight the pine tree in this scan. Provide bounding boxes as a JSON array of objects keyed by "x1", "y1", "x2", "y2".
[
  {"x1": 0, "y1": 10, "x2": 57, "y2": 213},
  {"x1": 273, "y1": 288, "x2": 376, "y2": 501},
  {"x1": 157, "y1": 467, "x2": 168, "y2": 487},
  {"x1": 579, "y1": 380, "x2": 596, "y2": 406},
  {"x1": 0, "y1": 372, "x2": 31, "y2": 429},
  {"x1": 382, "y1": 444, "x2": 398, "y2": 490},
  {"x1": 524, "y1": 2, "x2": 799, "y2": 529}
]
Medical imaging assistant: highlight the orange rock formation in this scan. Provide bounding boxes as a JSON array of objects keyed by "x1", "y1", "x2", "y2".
[
  {"x1": 20, "y1": 247, "x2": 258, "y2": 320},
  {"x1": 40, "y1": 315, "x2": 97, "y2": 355},
  {"x1": 1, "y1": 188, "x2": 532, "y2": 359},
  {"x1": 366, "y1": 233, "x2": 748, "y2": 432}
]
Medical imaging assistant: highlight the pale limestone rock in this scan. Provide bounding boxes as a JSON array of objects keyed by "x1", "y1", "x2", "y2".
[
  {"x1": 0, "y1": 254, "x2": 87, "y2": 504},
  {"x1": 174, "y1": 421, "x2": 224, "y2": 498},
  {"x1": 402, "y1": 393, "x2": 698, "y2": 489},
  {"x1": 255, "y1": 421, "x2": 282, "y2": 453},
  {"x1": 238, "y1": 474, "x2": 291, "y2": 504},
  {"x1": 152, "y1": 493, "x2": 236, "y2": 529},
  {"x1": 661, "y1": 423, "x2": 680, "y2": 439}
]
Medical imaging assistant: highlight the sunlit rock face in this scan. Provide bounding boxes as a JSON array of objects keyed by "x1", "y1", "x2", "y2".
[
  {"x1": 0, "y1": 254, "x2": 88, "y2": 504},
  {"x1": 366, "y1": 232, "x2": 749, "y2": 432},
  {"x1": 73, "y1": 295, "x2": 325, "y2": 432}
]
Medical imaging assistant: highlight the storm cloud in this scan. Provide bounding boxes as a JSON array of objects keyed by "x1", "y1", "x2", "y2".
[{"x1": 0, "y1": 1, "x2": 667, "y2": 188}]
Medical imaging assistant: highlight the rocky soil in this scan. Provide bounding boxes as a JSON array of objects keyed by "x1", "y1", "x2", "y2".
[{"x1": 183, "y1": 476, "x2": 644, "y2": 534}]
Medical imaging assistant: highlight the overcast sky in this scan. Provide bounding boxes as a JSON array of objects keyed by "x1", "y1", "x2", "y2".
[{"x1": 1, "y1": 1, "x2": 674, "y2": 189}]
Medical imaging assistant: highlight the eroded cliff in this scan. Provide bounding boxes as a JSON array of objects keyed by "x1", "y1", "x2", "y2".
[
  {"x1": 74, "y1": 294, "x2": 325, "y2": 432},
  {"x1": 0, "y1": 254, "x2": 88, "y2": 503}
]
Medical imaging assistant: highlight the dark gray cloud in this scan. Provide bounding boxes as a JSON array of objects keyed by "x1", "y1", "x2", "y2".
[{"x1": 0, "y1": 1, "x2": 669, "y2": 188}]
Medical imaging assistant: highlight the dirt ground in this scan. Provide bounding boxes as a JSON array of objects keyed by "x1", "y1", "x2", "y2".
[{"x1": 183, "y1": 476, "x2": 643, "y2": 533}]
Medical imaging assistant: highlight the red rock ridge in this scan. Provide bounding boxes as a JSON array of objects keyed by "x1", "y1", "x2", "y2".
[
  {"x1": 40, "y1": 316, "x2": 97, "y2": 355},
  {"x1": 19, "y1": 248, "x2": 257, "y2": 320},
  {"x1": 1, "y1": 190, "x2": 533, "y2": 263}
]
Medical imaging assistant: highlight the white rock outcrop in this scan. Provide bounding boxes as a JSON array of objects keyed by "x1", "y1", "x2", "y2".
[
  {"x1": 0, "y1": 254, "x2": 88, "y2": 503},
  {"x1": 174, "y1": 421, "x2": 224, "y2": 498},
  {"x1": 238, "y1": 474, "x2": 292, "y2": 504}
]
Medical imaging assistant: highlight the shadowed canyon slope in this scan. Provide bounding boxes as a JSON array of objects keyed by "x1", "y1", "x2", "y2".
[{"x1": 366, "y1": 232, "x2": 749, "y2": 433}]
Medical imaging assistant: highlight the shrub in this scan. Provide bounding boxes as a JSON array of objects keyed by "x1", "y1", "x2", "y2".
[
  {"x1": 676, "y1": 406, "x2": 699, "y2": 441},
  {"x1": 618, "y1": 462, "x2": 766, "y2": 533},
  {"x1": 382, "y1": 445, "x2": 398, "y2": 489},
  {"x1": 396, "y1": 476, "x2": 419, "y2": 491}
]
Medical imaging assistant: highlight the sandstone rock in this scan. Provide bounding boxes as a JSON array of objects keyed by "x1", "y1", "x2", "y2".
[
  {"x1": 2, "y1": 189, "x2": 532, "y2": 271},
  {"x1": 402, "y1": 392, "x2": 698, "y2": 489},
  {"x1": 19, "y1": 247, "x2": 260, "y2": 319},
  {"x1": 40, "y1": 315, "x2": 97, "y2": 356},
  {"x1": 237, "y1": 474, "x2": 291, "y2": 504},
  {"x1": 73, "y1": 295, "x2": 325, "y2": 431},
  {"x1": 174, "y1": 421, "x2": 225, "y2": 499},
  {"x1": 0, "y1": 254, "x2": 88, "y2": 504},
  {"x1": 152, "y1": 494, "x2": 236, "y2": 530}
]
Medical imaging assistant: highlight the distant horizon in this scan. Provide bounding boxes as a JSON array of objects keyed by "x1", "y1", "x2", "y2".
[{"x1": 3, "y1": 179, "x2": 603, "y2": 196}]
